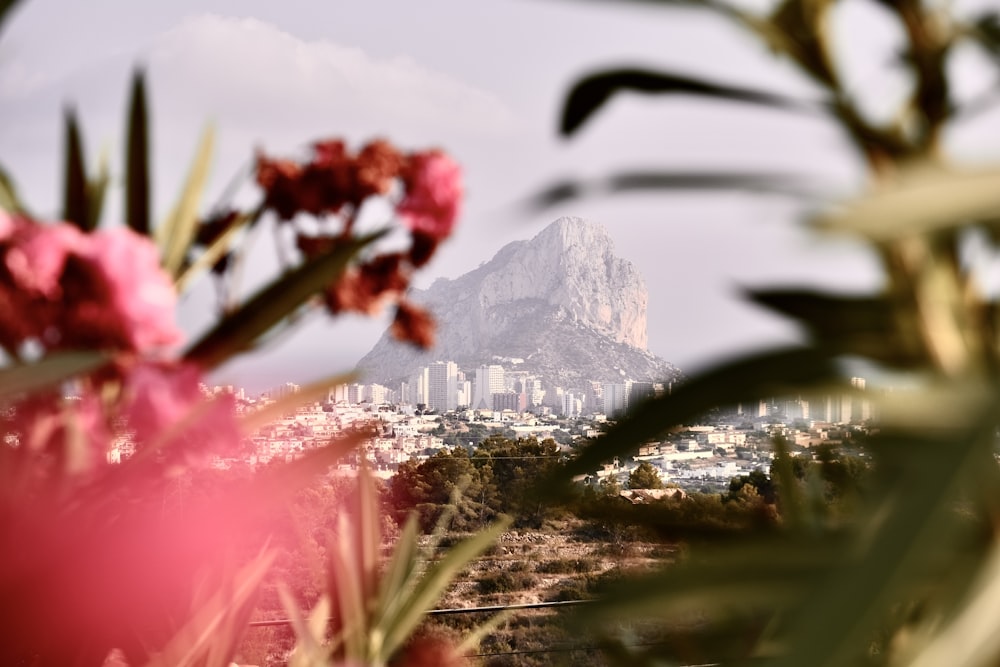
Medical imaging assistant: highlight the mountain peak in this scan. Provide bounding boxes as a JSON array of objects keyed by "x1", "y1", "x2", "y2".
[{"x1": 357, "y1": 217, "x2": 678, "y2": 389}]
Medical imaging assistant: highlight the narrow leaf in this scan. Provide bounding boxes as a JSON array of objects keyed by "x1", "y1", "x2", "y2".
[
  {"x1": 525, "y1": 170, "x2": 820, "y2": 209},
  {"x1": 0, "y1": 352, "x2": 108, "y2": 398},
  {"x1": 775, "y1": 411, "x2": 999, "y2": 667},
  {"x1": 86, "y1": 148, "x2": 110, "y2": 230},
  {"x1": 746, "y1": 288, "x2": 927, "y2": 368},
  {"x1": 331, "y1": 514, "x2": 368, "y2": 658},
  {"x1": 815, "y1": 162, "x2": 1000, "y2": 242},
  {"x1": 184, "y1": 230, "x2": 384, "y2": 370},
  {"x1": 158, "y1": 124, "x2": 214, "y2": 276},
  {"x1": 279, "y1": 583, "x2": 325, "y2": 658},
  {"x1": 241, "y1": 371, "x2": 357, "y2": 434},
  {"x1": 553, "y1": 347, "x2": 838, "y2": 482},
  {"x1": 380, "y1": 518, "x2": 510, "y2": 657},
  {"x1": 173, "y1": 210, "x2": 254, "y2": 293},
  {"x1": 144, "y1": 550, "x2": 275, "y2": 667},
  {"x1": 971, "y1": 12, "x2": 1000, "y2": 57},
  {"x1": 306, "y1": 595, "x2": 332, "y2": 651},
  {"x1": 251, "y1": 431, "x2": 369, "y2": 499},
  {"x1": 0, "y1": 163, "x2": 28, "y2": 214},
  {"x1": 357, "y1": 466, "x2": 381, "y2": 605},
  {"x1": 374, "y1": 515, "x2": 420, "y2": 625},
  {"x1": 905, "y1": 537, "x2": 1000, "y2": 667},
  {"x1": 125, "y1": 69, "x2": 151, "y2": 236},
  {"x1": 575, "y1": 546, "x2": 827, "y2": 623},
  {"x1": 0, "y1": 0, "x2": 22, "y2": 37},
  {"x1": 62, "y1": 107, "x2": 89, "y2": 230},
  {"x1": 561, "y1": 67, "x2": 823, "y2": 136}
]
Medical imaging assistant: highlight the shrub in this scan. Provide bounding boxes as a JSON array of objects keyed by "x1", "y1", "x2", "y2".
[
  {"x1": 476, "y1": 570, "x2": 537, "y2": 595},
  {"x1": 536, "y1": 557, "x2": 596, "y2": 574}
]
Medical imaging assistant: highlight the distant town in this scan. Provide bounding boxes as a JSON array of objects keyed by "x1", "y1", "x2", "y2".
[{"x1": 101, "y1": 360, "x2": 883, "y2": 493}]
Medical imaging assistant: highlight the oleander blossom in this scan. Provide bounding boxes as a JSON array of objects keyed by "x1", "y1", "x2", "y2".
[
  {"x1": 121, "y1": 361, "x2": 240, "y2": 460},
  {"x1": 3, "y1": 391, "x2": 110, "y2": 475},
  {"x1": 3, "y1": 219, "x2": 85, "y2": 298},
  {"x1": 0, "y1": 216, "x2": 182, "y2": 353},
  {"x1": 398, "y1": 150, "x2": 462, "y2": 242},
  {"x1": 255, "y1": 138, "x2": 404, "y2": 222},
  {"x1": 0, "y1": 208, "x2": 13, "y2": 237},
  {"x1": 391, "y1": 300, "x2": 435, "y2": 350},
  {"x1": 81, "y1": 228, "x2": 183, "y2": 351}
]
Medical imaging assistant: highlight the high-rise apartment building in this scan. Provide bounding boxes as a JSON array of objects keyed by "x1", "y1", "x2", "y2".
[
  {"x1": 457, "y1": 380, "x2": 472, "y2": 409},
  {"x1": 410, "y1": 367, "x2": 430, "y2": 406},
  {"x1": 602, "y1": 383, "x2": 627, "y2": 418},
  {"x1": 561, "y1": 391, "x2": 581, "y2": 418},
  {"x1": 472, "y1": 365, "x2": 505, "y2": 410},
  {"x1": 493, "y1": 391, "x2": 522, "y2": 413},
  {"x1": 427, "y1": 361, "x2": 458, "y2": 413},
  {"x1": 627, "y1": 381, "x2": 655, "y2": 412}
]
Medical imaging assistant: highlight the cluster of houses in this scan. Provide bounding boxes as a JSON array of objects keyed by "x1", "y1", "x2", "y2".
[{"x1": 100, "y1": 378, "x2": 873, "y2": 492}]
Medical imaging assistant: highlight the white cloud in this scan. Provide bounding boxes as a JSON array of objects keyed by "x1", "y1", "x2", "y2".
[{"x1": 144, "y1": 14, "x2": 516, "y2": 142}]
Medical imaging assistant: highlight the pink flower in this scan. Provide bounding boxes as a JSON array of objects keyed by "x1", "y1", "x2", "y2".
[
  {"x1": 0, "y1": 218, "x2": 182, "y2": 353},
  {"x1": 5, "y1": 391, "x2": 110, "y2": 475},
  {"x1": 3, "y1": 219, "x2": 84, "y2": 298},
  {"x1": 391, "y1": 300, "x2": 435, "y2": 350},
  {"x1": 81, "y1": 228, "x2": 183, "y2": 351},
  {"x1": 121, "y1": 361, "x2": 241, "y2": 459},
  {"x1": 0, "y1": 208, "x2": 14, "y2": 239},
  {"x1": 398, "y1": 151, "x2": 462, "y2": 241}
]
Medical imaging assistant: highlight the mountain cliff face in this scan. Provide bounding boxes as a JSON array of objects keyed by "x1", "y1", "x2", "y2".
[{"x1": 357, "y1": 217, "x2": 680, "y2": 389}]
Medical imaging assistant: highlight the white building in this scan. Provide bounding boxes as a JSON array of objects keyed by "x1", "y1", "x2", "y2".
[
  {"x1": 427, "y1": 361, "x2": 458, "y2": 413},
  {"x1": 602, "y1": 383, "x2": 627, "y2": 418},
  {"x1": 472, "y1": 364, "x2": 505, "y2": 410}
]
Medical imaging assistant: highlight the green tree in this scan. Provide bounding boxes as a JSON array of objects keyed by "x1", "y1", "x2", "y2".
[
  {"x1": 725, "y1": 469, "x2": 775, "y2": 504},
  {"x1": 388, "y1": 448, "x2": 487, "y2": 532},
  {"x1": 472, "y1": 435, "x2": 563, "y2": 526},
  {"x1": 628, "y1": 461, "x2": 664, "y2": 489}
]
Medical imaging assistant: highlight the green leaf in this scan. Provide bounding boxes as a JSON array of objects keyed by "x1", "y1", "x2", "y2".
[
  {"x1": 0, "y1": 0, "x2": 22, "y2": 37},
  {"x1": 561, "y1": 67, "x2": 823, "y2": 136},
  {"x1": 773, "y1": 407, "x2": 999, "y2": 667},
  {"x1": 815, "y1": 163, "x2": 1000, "y2": 242},
  {"x1": 62, "y1": 107, "x2": 90, "y2": 230},
  {"x1": 0, "y1": 162, "x2": 28, "y2": 215},
  {"x1": 330, "y1": 513, "x2": 368, "y2": 658},
  {"x1": 158, "y1": 124, "x2": 214, "y2": 277},
  {"x1": 767, "y1": 0, "x2": 839, "y2": 87},
  {"x1": 553, "y1": 347, "x2": 838, "y2": 482},
  {"x1": 240, "y1": 371, "x2": 357, "y2": 434},
  {"x1": 0, "y1": 352, "x2": 108, "y2": 397},
  {"x1": 173, "y1": 209, "x2": 255, "y2": 294},
  {"x1": 357, "y1": 466, "x2": 381, "y2": 606},
  {"x1": 279, "y1": 583, "x2": 327, "y2": 664},
  {"x1": 374, "y1": 515, "x2": 420, "y2": 629},
  {"x1": 905, "y1": 538, "x2": 1000, "y2": 667},
  {"x1": 525, "y1": 170, "x2": 819, "y2": 209},
  {"x1": 125, "y1": 70, "x2": 151, "y2": 236},
  {"x1": 305, "y1": 595, "x2": 333, "y2": 655},
  {"x1": 184, "y1": 230, "x2": 385, "y2": 370},
  {"x1": 963, "y1": 12, "x2": 1000, "y2": 60},
  {"x1": 86, "y1": 148, "x2": 110, "y2": 230},
  {"x1": 144, "y1": 549, "x2": 275, "y2": 667},
  {"x1": 746, "y1": 288, "x2": 927, "y2": 368},
  {"x1": 379, "y1": 518, "x2": 511, "y2": 658},
  {"x1": 574, "y1": 534, "x2": 841, "y2": 624}
]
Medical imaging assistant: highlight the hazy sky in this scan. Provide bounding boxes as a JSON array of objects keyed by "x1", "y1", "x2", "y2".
[{"x1": 3, "y1": 0, "x2": 1000, "y2": 391}]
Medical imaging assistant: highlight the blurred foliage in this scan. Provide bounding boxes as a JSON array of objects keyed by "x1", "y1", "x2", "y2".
[
  {"x1": 540, "y1": 0, "x2": 1000, "y2": 665},
  {"x1": 279, "y1": 466, "x2": 509, "y2": 666},
  {"x1": 0, "y1": 4, "x2": 477, "y2": 662}
]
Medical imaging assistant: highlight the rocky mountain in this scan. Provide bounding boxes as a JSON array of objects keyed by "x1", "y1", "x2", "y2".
[{"x1": 357, "y1": 216, "x2": 681, "y2": 390}]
